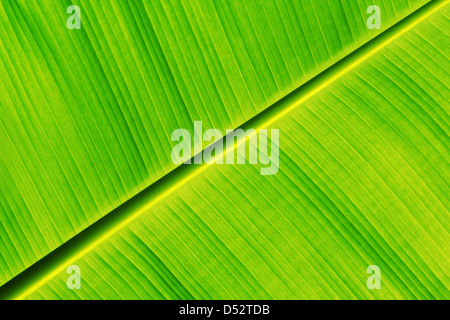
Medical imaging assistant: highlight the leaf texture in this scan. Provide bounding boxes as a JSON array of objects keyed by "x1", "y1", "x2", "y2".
[
  {"x1": 1, "y1": 0, "x2": 446, "y2": 300},
  {"x1": 1, "y1": 0, "x2": 432, "y2": 286}
]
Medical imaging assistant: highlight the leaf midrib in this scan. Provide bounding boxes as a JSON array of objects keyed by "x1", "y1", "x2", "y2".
[{"x1": 0, "y1": 0, "x2": 446, "y2": 300}]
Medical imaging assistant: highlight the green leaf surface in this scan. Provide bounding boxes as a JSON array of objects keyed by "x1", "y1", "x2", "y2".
[
  {"x1": 0, "y1": 0, "x2": 427, "y2": 285},
  {"x1": 1, "y1": 0, "x2": 448, "y2": 300}
]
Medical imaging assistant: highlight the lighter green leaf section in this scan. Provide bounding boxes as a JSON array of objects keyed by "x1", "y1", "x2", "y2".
[{"x1": 26, "y1": 5, "x2": 449, "y2": 300}]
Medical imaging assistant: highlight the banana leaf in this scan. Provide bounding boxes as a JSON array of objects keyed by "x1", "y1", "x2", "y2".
[{"x1": 0, "y1": 0, "x2": 448, "y2": 299}]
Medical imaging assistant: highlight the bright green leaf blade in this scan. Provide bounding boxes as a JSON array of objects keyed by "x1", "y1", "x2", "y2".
[
  {"x1": 23, "y1": 2, "x2": 449, "y2": 300},
  {"x1": 0, "y1": 0, "x2": 429, "y2": 286}
]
